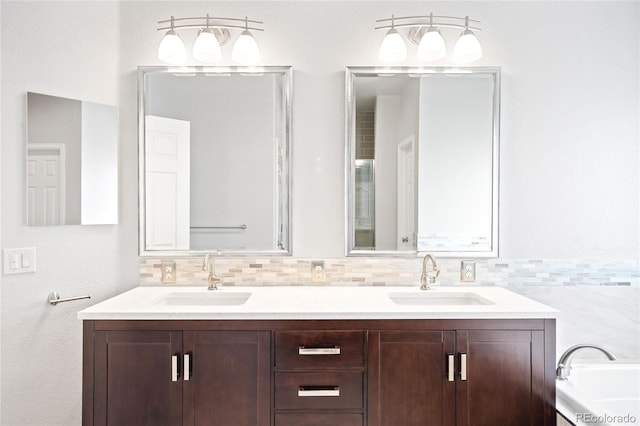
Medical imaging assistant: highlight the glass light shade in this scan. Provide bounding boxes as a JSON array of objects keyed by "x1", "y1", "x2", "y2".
[
  {"x1": 232, "y1": 30, "x2": 260, "y2": 65},
  {"x1": 193, "y1": 29, "x2": 222, "y2": 63},
  {"x1": 378, "y1": 28, "x2": 407, "y2": 64},
  {"x1": 417, "y1": 28, "x2": 446, "y2": 61},
  {"x1": 157, "y1": 30, "x2": 187, "y2": 64},
  {"x1": 453, "y1": 29, "x2": 483, "y2": 64}
]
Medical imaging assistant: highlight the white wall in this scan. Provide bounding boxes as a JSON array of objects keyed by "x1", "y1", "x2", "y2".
[
  {"x1": 1, "y1": 2, "x2": 132, "y2": 426},
  {"x1": 121, "y1": 0, "x2": 639, "y2": 260},
  {"x1": 1, "y1": 1, "x2": 638, "y2": 425}
]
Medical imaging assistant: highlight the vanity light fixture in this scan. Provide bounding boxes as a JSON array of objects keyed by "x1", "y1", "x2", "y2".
[
  {"x1": 378, "y1": 15, "x2": 408, "y2": 63},
  {"x1": 376, "y1": 13, "x2": 483, "y2": 64},
  {"x1": 157, "y1": 14, "x2": 264, "y2": 65}
]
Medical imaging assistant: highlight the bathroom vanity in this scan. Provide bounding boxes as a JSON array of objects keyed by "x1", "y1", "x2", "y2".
[{"x1": 79, "y1": 286, "x2": 557, "y2": 426}]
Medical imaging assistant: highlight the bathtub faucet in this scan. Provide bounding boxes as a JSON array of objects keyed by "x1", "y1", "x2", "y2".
[{"x1": 556, "y1": 344, "x2": 617, "y2": 380}]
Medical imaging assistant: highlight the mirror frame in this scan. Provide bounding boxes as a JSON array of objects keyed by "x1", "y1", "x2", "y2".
[
  {"x1": 138, "y1": 66, "x2": 293, "y2": 257},
  {"x1": 345, "y1": 66, "x2": 500, "y2": 258}
]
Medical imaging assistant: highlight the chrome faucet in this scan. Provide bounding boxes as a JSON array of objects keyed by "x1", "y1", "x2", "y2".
[
  {"x1": 556, "y1": 344, "x2": 617, "y2": 380},
  {"x1": 420, "y1": 254, "x2": 440, "y2": 290},
  {"x1": 202, "y1": 253, "x2": 222, "y2": 290}
]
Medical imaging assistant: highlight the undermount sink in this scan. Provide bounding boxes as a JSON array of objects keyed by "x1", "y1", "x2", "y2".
[
  {"x1": 149, "y1": 291, "x2": 251, "y2": 306},
  {"x1": 389, "y1": 292, "x2": 494, "y2": 306}
]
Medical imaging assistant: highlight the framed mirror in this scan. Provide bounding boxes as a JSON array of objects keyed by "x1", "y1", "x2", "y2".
[
  {"x1": 138, "y1": 66, "x2": 292, "y2": 256},
  {"x1": 26, "y1": 92, "x2": 118, "y2": 226},
  {"x1": 346, "y1": 66, "x2": 500, "y2": 257}
]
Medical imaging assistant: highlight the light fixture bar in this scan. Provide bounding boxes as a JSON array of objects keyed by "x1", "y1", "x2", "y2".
[
  {"x1": 157, "y1": 16, "x2": 264, "y2": 32},
  {"x1": 375, "y1": 16, "x2": 481, "y2": 32},
  {"x1": 376, "y1": 15, "x2": 481, "y2": 24},
  {"x1": 376, "y1": 22, "x2": 481, "y2": 32}
]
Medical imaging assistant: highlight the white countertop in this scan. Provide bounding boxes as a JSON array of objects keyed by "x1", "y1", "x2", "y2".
[{"x1": 77, "y1": 285, "x2": 558, "y2": 320}]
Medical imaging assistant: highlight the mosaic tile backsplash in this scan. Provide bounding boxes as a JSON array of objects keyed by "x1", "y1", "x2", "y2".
[{"x1": 140, "y1": 257, "x2": 639, "y2": 287}]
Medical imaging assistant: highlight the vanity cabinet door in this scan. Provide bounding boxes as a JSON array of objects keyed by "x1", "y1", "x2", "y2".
[
  {"x1": 367, "y1": 330, "x2": 456, "y2": 426},
  {"x1": 455, "y1": 330, "x2": 546, "y2": 426},
  {"x1": 92, "y1": 330, "x2": 183, "y2": 426},
  {"x1": 182, "y1": 330, "x2": 271, "y2": 426}
]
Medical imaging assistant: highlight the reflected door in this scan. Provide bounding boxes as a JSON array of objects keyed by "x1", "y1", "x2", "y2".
[
  {"x1": 145, "y1": 116, "x2": 190, "y2": 250},
  {"x1": 396, "y1": 137, "x2": 416, "y2": 250},
  {"x1": 27, "y1": 144, "x2": 65, "y2": 226}
]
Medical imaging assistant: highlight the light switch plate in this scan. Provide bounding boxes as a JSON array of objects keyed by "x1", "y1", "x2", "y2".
[
  {"x1": 460, "y1": 260, "x2": 475, "y2": 282},
  {"x1": 3, "y1": 247, "x2": 36, "y2": 275},
  {"x1": 161, "y1": 260, "x2": 177, "y2": 284}
]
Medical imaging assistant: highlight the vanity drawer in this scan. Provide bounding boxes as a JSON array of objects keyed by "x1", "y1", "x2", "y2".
[
  {"x1": 275, "y1": 413, "x2": 363, "y2": 426},
  {"x1": 274, "y1": 371, "x2": 363, "y2": 410},
  {"x1": 275, "y1": 331, "x2": 364, "y2": 369}
]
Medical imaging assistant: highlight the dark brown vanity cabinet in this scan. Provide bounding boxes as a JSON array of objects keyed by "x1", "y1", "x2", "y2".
[
  {"x1": 84, "y1": 323, "x2": 270, "y2": 426},
  {"x1": 83, "y1": 319, "x2": 555, "y2": 426},
  {"x1": 90, "y1": 329, "x2": 183, "y2": 426},
  {"x1": 368, "y1": 324, "x2": 556, "y2": 426},
  {"x1": 368, "y1": 330, "x2": 456, "y2": 425},
  {"x1": 184, "y1": 330, "x2": 271, "y2": 426},
  {"x1": 454, "y1": 330, "x2": 549, "y2": 426}
]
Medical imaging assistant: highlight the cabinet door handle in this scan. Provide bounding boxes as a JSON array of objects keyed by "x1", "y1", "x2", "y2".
[
  {"x1": 298, "y1": 386, "x2": 340, "y2": 397},
  {"x1": 460, "y1": 353, "x2": 467, "y2": 381},
  {"x1": 171, "y1": 355, "x2": 179, "y2": 382},
  {"x1": 184, "y1": 353, "x2": 190, "y2": 381},
  {"x1": 447, "y1": 354, "x2": 455, "y2": 382},
  {"x1": 298, "y1": 346, "x2": 341, "y2": 355}
]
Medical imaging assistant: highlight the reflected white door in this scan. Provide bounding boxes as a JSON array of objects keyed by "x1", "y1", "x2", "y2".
[
  {"x1": 397, "y1": 136, "x2": 416, "y2": 250},
  {"x1": 27, "y1": 144, "x2": 65, "y2": 226},
  {"x1": 145, "y1": 116, "x2": 190, "y2": 250}
]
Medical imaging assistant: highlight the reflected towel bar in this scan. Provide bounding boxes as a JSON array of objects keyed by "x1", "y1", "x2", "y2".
[
  {"x1": 47, "y1": 292, "x2": 91, "y2": 306},
  {"x1": 191, "y1": 225, "x2": 247, "y2": 230}
]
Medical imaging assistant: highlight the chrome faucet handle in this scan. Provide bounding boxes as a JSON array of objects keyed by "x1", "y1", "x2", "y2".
[
  {"x1": 207, "y1": 272, "x2": 222, "y2": 291},
  {"x1": 420, "y1": 270, "x2": 440, "y2": 290}
]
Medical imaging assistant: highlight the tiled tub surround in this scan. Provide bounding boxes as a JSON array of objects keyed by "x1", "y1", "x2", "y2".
[
  {"x1": 140, "y1": 257, "x2": 639, "y2": 359},
  {"x1": 512, "y1": 285, "x2": 640, "y2": 360}
]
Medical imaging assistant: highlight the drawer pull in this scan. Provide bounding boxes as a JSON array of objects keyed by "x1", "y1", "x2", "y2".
[
  {"x1": 298, "y1": 386, "x2": 340, "y2": 397},
  {"x1": 298, "y1": 346, "x2": 341, "y2": 355}
]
